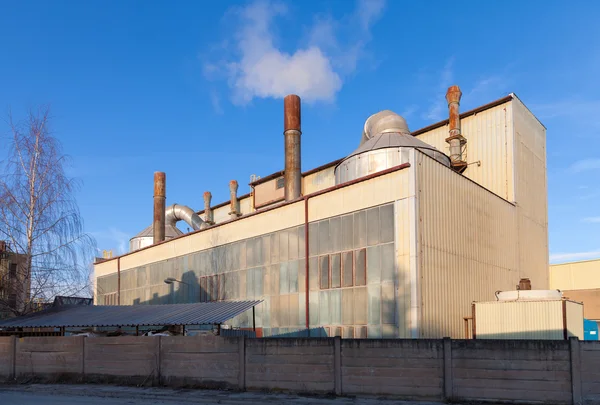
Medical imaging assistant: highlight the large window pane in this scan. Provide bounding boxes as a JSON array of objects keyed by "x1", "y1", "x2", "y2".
[
  {"x1": 342, "y1": 251, "x2": 353, "y2": 287},
  {"x1": 331, "y1": 253, "x2": 341, "y2": 288},
  {"x1": 319, "y1": 255, "x2": 330, "y2": 289},
  {"x1": 355, "y1": 248, "x2": 366, "y2": 286}
]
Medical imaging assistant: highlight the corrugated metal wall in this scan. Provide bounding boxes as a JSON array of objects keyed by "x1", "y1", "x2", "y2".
[
  {"x1": 474, "y1": 300, "x2": 564, "y2": 340},
  {"x1": 416, "y1": 150, "x2": 520, "y2": 338},
  {"x1": 551, "y1": 259, "x2": 600, "y2": 290},
  {"x1": 566, "y1": 300, "x2": 584, "y2": 339},
  {"x1": 414, "y1": 101, "x2": 514, "y2": 201},
  {"x1": 512, "y1": 96, "x2": 549, "y2": 289}
]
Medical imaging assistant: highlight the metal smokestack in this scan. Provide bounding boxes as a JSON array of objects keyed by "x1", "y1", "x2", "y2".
[
  {"x1": 203, "y1": 191, "x2": 214, "y2": 225},
  {"x1": 229, "y1": 180, "x2": 240, "y2": 218},
  {"x1": 153, "y1": 172, "x2": 166, "y2": 244},
  {"x1": 445, "y1": 85, "x2": 467, "y2": 173},
  {"x1": 284, "y1": 94, "x2": 302, "y2": 201}
]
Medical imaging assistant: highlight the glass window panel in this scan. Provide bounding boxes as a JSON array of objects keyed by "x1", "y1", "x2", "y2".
[
  {"x1": 255, "y1": 267, "x2": 264, "y2": 297},
  {"x1": 213, "y1": 275, "x2": 219, "y2": 301},
  {"x1": 270, "y1": 265, "x2": 280, "y2": 296},
  {"x1": 319, "y1": 290, "x2": 330, "y2": 325},
  {"x1": 309, "y1": 291, "x2": 319, "y2": 326},
  {"x1": 341, "y1": 215, "x2": 353, "y2": 251},
  {"x1": 289, "y1": 227, "x2": 299, "y2": 260},
  {"x1": 367, "y1": 245, "x2": 381, "y2": 284},
  {"x1": 355, "y1": 248, "x2": 366, "y2": 286},
  {"x1": 279, "y1": 230, "x2": 289, "y2": 262},
  {"x1": 289, "y1": 261, "x2": 298, "y2": 293},
  {"x1": 262, "y1": 236, "x2": 271, "y2": 266},
  {"x1": 330, "y1": 217, "x2": 342, "y2": 253},
  {"x1": 319, "y1": 255, "x2": 329, "y2": 289},
  {"x1": 368, "y1": 284, "x2": 381, "y2": 325},
  {"x1": 309, "y1": 257, "x2": 319, "y2": 291},
  {"x1": 342, "y1": 251, "x2": 353, "y2": 287},
  {"x1": 366, "y1": 207, "x2": 380, "y2": 246},
  {"x1": 279, "y1": 262, "x2": 289, "y2": 295},
  {"x1": 308, "y1": 222, "x2": 319, "y2": 258},
  {"x1": 342, "y1": 288, "x2": 354, "y2": 325},
  {"x1": 298, "y1": 259, "x2": 306, "y2": 293},
  {"x1": 330, "y1": 289, "x2": 341, "y2": 325},
  {"x1": 353, "y1": 210, "x2": 367, "y2": 248},
  {"x1": 206, "y1": 276, "x2": 214, "y2": 301},
  {"x1": 318, "y1": 220, "x2": 330, "y2": 255},
  {"x1": 381, "y1": 284, "x2": 395, "y2": 324},
  {"x1": 331, "y1": 253, "x2": 341, "y2": 288},
  {"x1": 380, "y1": 204, "x2": 394, "y2": 243},
  {"x1": 270, "y1": 233, "x2": 279, "y2": 264},
  {"x1": 298, "y1": 226, "x2": 305, "y2": 258},
  {"x1": 354, "y1": 286, "x2": 367, "y2": 325},
  {"x1": 381, "y1": 243, "x2": 395, "y2": 282}
]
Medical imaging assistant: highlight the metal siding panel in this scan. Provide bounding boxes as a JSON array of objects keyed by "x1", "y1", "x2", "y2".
[
  {"x1": 475, "y1": 300, "x2": 564, "y2": 339},
  {"x1": 566, "y1": 300, "x2": 584, "y2": 339},
  {"x1": 550, "y1": 259, "x2": 600, "y2": 291},
  {"x1": 417, "y1": 151, "x2": 520, "y2": 338},
  {"x1": 415, "y1": 101, "x2": 513, "y2": 200}
]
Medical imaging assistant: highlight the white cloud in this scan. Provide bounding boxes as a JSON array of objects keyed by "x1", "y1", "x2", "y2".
[
  {"x1": 568, "y1": 158, "x2": 600, "y2": 173},
  {"x1": 550, "y1": 250, "x2": 600, "y2": 263},
  {"x1": 583, "y1": 217, "x2": 600, "y2": 223},
  {"x1": 205, "y1": 0, "x2": 384, "y2": 105},
  {"x1": 90, "y1": 227, "x2": 129, "y2": 256}
]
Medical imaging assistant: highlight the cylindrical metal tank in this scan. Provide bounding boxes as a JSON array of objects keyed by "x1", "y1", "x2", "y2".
[
  {"x1": 334, "y1": 111, "x2": 450, "y2": 184},
  {"x1": 129, "y1": 223, "x2": 183, "y2": 252}
]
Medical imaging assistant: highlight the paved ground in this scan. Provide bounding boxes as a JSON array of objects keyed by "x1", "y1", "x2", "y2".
[{"x1": 0, "y1": 384, "x2": 444, "y2": 405}]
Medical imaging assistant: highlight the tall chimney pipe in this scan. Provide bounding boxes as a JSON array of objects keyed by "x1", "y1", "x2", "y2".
[
  {"x1": 153, "y1": 172, "x2": 166, "y2": 244},
  {"x1": 229, "y1": 180, "x2": 240, "y2": 218},
  {"x1": 203, "y1": 191, "x2": 214, "y2": 225},
  {"x1": 284, "y1": 94, "x2": 302, "y2": 201},
  {"x1": 445, "y1": 85, "x2": 467, "y2": 173}
]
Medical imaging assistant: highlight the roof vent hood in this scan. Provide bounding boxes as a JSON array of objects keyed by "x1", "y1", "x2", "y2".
[{"x1": 335, "y1": 110, "x2": 450, "y2": 184}]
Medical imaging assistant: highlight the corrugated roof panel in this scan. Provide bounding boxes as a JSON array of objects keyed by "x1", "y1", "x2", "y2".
[{"x1": 0, "y1": 300, "x2": 262, "y2": 328}]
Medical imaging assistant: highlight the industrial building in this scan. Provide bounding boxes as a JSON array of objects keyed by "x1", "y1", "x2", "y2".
[
  {"x1": 94, "y1": 85, "x2": 549, "y2": 339},
  {"x1": 551, "y1": 258, "x2": 600, "y2": 328},
  {"x1": 0, "y1": 241, "x2": 29, "y2": 319}
]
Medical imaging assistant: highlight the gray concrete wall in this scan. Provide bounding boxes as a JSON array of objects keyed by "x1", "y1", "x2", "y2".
[
  {"x1": 341, "y1": 339, "x2": 443, "y2": 399},
  {"x1": 15, "y1": 336, "x2": 83, "y2": 379},
  {"x1": 245, "y1": 338, "x2": 335, "y2": 393},
  {"x1": 2, "y1": 335, "x2": 600, "y2": 404},
  {"x1": 581, "y1": 341, "x2": 600, "y2": 404},
  {"x1": 160, "y1": 335, "x2": 240, "y2": 388},
  {"x1": 451, "y1": 340, "x2": 572, "y2": 403},
  {"x1": 0, "y1": 336, "x2": 13, "y2": 378},
  {"x1": 84, "y1": 336, "x2": 157, "y2": 384}
]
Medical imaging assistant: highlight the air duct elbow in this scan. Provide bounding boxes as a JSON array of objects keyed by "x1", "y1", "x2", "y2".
[{"x1": 165, "y1": 204, "x2": 206, "y2": 232}]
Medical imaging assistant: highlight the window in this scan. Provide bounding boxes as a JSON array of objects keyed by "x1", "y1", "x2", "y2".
[
  {"x1": 8, "y1": 263, "x2": 17, "y2": 279},
  {"x1": 321, "y1": 249, "x2": 367, "y2": 290},
  {"x1": 199, "y1": 275, "x2": 219, "y2": 302},
  {"x1": 276, "y1": 177, "x2": 285, "y2": 189},
  {"x1": 319, "y1": 255, "x2": 329, "y2": 289}
]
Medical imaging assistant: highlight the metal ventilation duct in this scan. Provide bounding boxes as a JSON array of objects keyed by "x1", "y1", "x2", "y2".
[
  {"x1": 129, "y1": 204, "x2": 206, "y2": 252},
  {"x1": 335, "y1": 110, "x2": 450, "y2": 184}
]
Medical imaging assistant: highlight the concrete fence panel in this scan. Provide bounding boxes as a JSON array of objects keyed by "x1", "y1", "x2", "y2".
[
  {"x1": 581, "y1": 341, "x2": 600, "y2": 404},
  {"x1": 452, "y1": 340, "x2": 572, "y2": 404},
  {"x1": 84, "y1": 336, "x2": 157, "y2": 384},
  {"x1": 341, "y1": 339, "x2": 444, "y2": 399},
  {"x1": 15, "y1": 336, "x2": 83, "y2": 380},
  {"x1": 245, "y1": 338, "x2": 335, "y2": 393},
  {"x1": 0, "y1": 336, "x2": 14, "y2": 378},
  {"x1": 160, "y1": 335, "x2": 240, "y2": 388}
]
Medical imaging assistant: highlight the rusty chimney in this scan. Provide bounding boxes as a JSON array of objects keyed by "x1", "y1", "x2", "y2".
[
  {"x1": 229, "y1": 180, "x2": 241, "y2": 218},
  {"x1": 203, "y1": 191, "x2": 214, "y2": 225},
  {"x1": 153, "y1": 172, "x2": 166, "y2": 244},
  {"x1": 445, "y1": 85, "x2": 467, "y2": 173},
  {"x1": 518, "y1": 278, "x2": 532, "y2": 291},
  {"x1": 284, "y1": 94, "x2": 302, "y2": 201}
]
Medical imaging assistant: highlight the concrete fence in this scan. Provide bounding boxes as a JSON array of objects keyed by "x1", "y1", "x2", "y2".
[{"x1": 0, "y1": 336, "x2": 598, "y2": 404}]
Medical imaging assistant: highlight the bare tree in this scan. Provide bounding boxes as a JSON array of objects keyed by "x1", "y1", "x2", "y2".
[{"x1": 0, "y1": 107, "x2": 95, "y2": 316}]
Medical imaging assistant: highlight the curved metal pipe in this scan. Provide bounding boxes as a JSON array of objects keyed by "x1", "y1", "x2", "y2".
[{"x1": 165, "y1": 204, "x2": 206, "y2": 231}]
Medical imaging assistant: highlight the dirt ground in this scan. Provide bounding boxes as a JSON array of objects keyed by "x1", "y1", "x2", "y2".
[{"x1": 0, "y1": 384, "x2": 445, "y2": 405}]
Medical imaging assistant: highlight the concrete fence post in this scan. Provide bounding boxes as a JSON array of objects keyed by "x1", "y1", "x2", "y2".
[
  {"x1": 9, "y1": 335, "x2": 16, "y2": 380},
  {"x1": 156, "y1": 336, "x2": 162, "y2": 386},
  {"x1": 570, "y1": 337, "x2": 582, "y2": 405},
  {"x1": 80, "y1": 336, "x2": 86, "y2": 378},
  {"x1": 334, "y1": 336, "x2": 342, "y2": 396},
  {"x1": 238, "y1": 335, "x2": 246, "y2": 391},
  {"x1": 443, "y1": 337, "x2": 453, "y2": 401}
]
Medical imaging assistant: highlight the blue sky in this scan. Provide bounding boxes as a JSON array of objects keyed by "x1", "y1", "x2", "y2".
[{"x1": 0, "y1": 0, "x2": 599, "y2": 263}]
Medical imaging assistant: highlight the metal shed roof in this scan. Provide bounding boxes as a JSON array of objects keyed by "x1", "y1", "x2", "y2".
[{"x1": 0, "y1": 300, "x2": 262, "y2": 328}]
